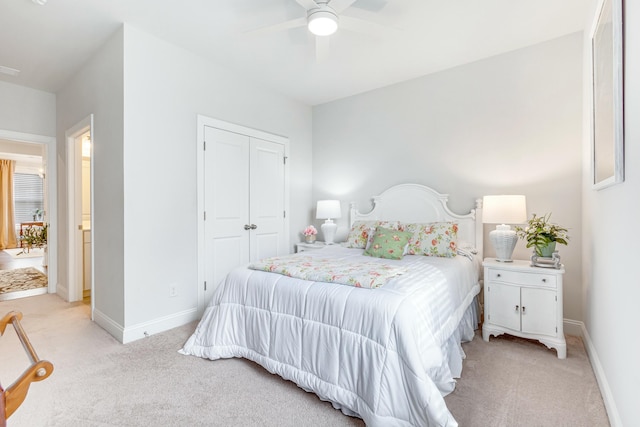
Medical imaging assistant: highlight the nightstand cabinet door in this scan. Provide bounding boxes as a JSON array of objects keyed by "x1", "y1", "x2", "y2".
[
  {"x1": 487, "y1": 282, "x2": 521, "y2": 331},
  {"x1": 521, "y1": 287, "x2": 557, "y2": 336}
]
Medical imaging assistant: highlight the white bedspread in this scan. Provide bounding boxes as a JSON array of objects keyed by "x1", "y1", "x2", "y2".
[{"x1": 180, "y1": 246, "x2": 480, "y2": 426}]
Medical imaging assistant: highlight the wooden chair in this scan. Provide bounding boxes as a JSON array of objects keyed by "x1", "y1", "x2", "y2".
[{"x1": 0, "y1": 311, "x2": 54, "y2": 426}]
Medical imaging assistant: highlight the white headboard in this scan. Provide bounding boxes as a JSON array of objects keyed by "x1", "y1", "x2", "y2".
[{"x1": 350, "y1": 183, "x2": 483, "y2": 259}]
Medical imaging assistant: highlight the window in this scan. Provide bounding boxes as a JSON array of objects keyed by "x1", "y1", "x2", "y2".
[{"x1": 13, "y1": 173, "x2": 44, "y2": 223}]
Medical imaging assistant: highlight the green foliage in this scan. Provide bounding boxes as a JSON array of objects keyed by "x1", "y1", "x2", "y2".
[
  {"x1": 20, "y1": 224, "x2": 48, "y2": 250},
  {"x1": 515, "y1": 213, "x2": 569, "y2": 256}
]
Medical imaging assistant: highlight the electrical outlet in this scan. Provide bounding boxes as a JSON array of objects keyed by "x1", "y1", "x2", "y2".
[{"x1": 169, "y1": 284, "x2": 178, "y2": 297}]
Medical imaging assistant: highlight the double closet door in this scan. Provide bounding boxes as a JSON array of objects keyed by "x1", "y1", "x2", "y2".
[{"x1": 203, "y1": 125, "x2": 288, "y2": 305}]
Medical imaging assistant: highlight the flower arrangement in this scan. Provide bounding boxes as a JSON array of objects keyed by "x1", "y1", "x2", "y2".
[
  {"x1": 303, "y1": 225, "x2": 317, "y2": 236},
  {"x1": 303, "y1": 225, "x2": 317, "y2": 243},
  {"x1": 515, "y1": 213, "x2": 569, "y2": 256}
]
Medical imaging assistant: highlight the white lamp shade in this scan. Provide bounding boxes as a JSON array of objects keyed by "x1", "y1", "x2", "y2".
[
  {"x1": 316, "y1": 200, "x2": 341, "y2": 220},
  {"x1": 482, "y1": 195, "x2": 527, "y2": 224}
]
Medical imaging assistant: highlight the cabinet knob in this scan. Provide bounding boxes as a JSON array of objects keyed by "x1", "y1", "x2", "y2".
[
  {"x1": 542, "y1": 278, "x2": 547, "y2": 283},
  {"x1": 522, "y1": 306, "x2": 526, "y2": 314},
  {"x1": 496, "y1": 273, "x2": 501, "y2": 278},
  {"x1": 515, "y1": 305, "x2": 519, "y2": 312}
]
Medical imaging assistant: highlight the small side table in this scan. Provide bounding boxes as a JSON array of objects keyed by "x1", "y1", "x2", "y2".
[
  {"x1": 483, "y1": 258, "x2": 566, "y2": 359},
  {"x1": 295, "y1": 241, "x2": 326, "y2": 253}
]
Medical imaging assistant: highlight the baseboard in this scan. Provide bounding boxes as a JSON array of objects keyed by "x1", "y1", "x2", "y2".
[
  {"x1": 93, "y1": 308, "x2": 125, "y2": 342},
  {"x1": 563, "y1": 318, "x2": 583, "y2": 336},
  {"x1": 121, "y1": 308, "x2": 199, "y2": 344},
  {"x1": 580, "y1": 323, "x2": 623, "y2": 427},
  {"x1": 56, "y1": 281, "x2": 69, "y2": 302},
  {"x1": 562, "y1": 318, "x2": 622, "y2": 427}
]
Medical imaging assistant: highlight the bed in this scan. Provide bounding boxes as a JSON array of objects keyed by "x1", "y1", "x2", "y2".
[{"x1": 180, "y1": 184, "x2": 483, "y2": 426}]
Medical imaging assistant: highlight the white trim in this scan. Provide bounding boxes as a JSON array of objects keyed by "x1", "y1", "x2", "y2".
[
  {"x1": 65, "y1": 115, "x2": 94, "y2": 318},
  {"x1": 196, "y1": 115, "x2": 290, "y2": 316},
  {"x1": 562, "y1": 318, "x2": 583, "y2": 337},
  {"x1": 93, "y1": 308, "x2": 124, "y2": 342},
  {"x1": 121, "y1": 308, "x2": 199, "y2": 344},
  {"x1": 563, "y1": 319, "x2": 621, "y2": 427},
  {"x1": 0, "y1": 129, "x2": 57, "y2": 294},
  {"x1": 581, "y1": 323, "x2": 622, "y2": 427}
]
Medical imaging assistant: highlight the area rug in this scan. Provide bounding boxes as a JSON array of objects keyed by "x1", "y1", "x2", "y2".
[
  {"x1": 2, "y1": 247, "x2": 45, "y2": 258},
  {"x1": 0, "y1": 267, "x2": 48, "y2": 294}
]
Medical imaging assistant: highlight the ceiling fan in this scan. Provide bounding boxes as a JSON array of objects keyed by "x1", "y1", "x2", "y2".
[{"x1": 247, "y1": 0, "x2": 393, "y2": 61}]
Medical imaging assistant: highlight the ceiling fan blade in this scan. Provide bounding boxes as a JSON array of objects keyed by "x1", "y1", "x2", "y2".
[
  {"x1": 315, "y1": 35, "x2": 331, "y2": 62},
  {"x1": 329, "y1": 0, "x2": 358, "y2": 14},
  {"x1": 295, "y1": 0, "x2": 320, "y2": 10},
  {"x1": 245, "y1": 17, "x2": 307, "y2": 37},
  {"x1": 339, "y1": 15, "x2": 402, "y2": 39}
]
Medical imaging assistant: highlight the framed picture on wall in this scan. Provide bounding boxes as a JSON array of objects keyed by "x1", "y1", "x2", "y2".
[{"x1": 590, "y1": 0, "x2": 624, "y2": 190}]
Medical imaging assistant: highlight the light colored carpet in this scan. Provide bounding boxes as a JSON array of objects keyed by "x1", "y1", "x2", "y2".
[
  {"x1": 444, "y1": 331, "x2": 610, "y2": 426},
  {"x1": 2, "y1": 247, "x2": 45, "y2": 259},
  {"x1": 0, "y1": 295, "x2": 609, "y2": 427},
  {"x1": 0, "y1": 267, "x2": 47, "y2": 294}
]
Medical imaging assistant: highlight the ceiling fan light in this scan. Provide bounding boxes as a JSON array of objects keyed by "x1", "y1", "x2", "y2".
[{"x1": 308, "y1": 10, "x2": 338, "y2": 36}]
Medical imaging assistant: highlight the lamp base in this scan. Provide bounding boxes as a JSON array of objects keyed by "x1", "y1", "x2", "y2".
[
  {"x1": 490, "y1": 224, "x2": 518, "y2": 262},
  {"x1": 321, "y1": 220, "x2": 337, "y2": 245}
]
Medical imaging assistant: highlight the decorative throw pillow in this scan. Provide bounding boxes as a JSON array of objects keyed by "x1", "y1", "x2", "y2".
[
  {"x1": 344, "y1": 220, "x2": 400, "y2": 249},
  {"x1": 363, "y1": 226, "x2": 412, "y2": 260},
  {"x1": 403, "y1": 222, "x2": 458, "y2": 258}
]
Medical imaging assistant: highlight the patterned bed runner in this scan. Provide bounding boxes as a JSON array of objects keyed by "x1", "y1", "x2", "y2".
[{"x1": 249, "y1": 254, "x2": 406, "y2": 289}]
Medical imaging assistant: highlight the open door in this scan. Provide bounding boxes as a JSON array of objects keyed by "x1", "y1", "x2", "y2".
[{"x1": 65, "y1": 116, "x2": 93, "y2": 315}]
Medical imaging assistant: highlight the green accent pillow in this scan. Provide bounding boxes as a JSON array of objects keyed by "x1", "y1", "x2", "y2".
[{"x1": 363, "y1": 226, "x2": 412, "y2": 260}]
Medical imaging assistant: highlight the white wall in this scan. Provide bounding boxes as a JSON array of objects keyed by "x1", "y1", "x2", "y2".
[
  {"x1": 313, "y1": 33, "x2": 584, "y2": 321},
  {"x1": 0, "y1": 81, "x2": 56, "y2": 136},
  {"x1": 56, "y1": 24, "x2": 313, "y2": 342},
  {"x1": 581, "y1": 1, "x2": 640, "y2": 425},
  {"x1": 56, "y1": 28, "x2": 125, "y2": 324},
  {"x1": 120, "y1": 25, "x2": 312, "y2": 339}
]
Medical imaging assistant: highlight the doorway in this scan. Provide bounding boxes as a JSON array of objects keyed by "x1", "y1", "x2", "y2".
[
  {"x1": 0, "y1": 140, "x2": 47, "y2": 300},
  {"x1": 66, "y1": 116, "x2": 93, "y2": 316},
  {"x1": 0, "y1": 129, "x2": 57, "y2": 298}
]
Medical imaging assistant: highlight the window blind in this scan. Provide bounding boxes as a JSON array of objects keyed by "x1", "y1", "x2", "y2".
[{"x1": 14, "y1": 173, "x2": 44, "y2": 223}]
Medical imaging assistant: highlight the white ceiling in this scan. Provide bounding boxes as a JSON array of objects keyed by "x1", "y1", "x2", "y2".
[{"x1": 0, "y1": 0, "x2": 588, "y2": 105}]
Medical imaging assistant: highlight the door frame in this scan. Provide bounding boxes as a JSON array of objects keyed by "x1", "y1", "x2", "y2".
[
  {"x1": 65, "y1": 115, "x2": 94, "y2": 312},
  {"x1": 196, "y1": 115, "x2": 290, "y2": 314},
  {"x1": 0, "y1": 129, "x2": 57, "y2": 292}
]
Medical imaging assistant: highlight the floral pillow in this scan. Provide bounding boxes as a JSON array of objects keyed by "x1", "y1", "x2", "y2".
[
  {"x1": 363, "y1": 226, "x2": 412, "y2": 260},
  {"x1": 402, "y1": 222, "x2": 458, "y2": 258},
  {"x1": 344, "y1": 220, "x2": 400, "y2": 249}
]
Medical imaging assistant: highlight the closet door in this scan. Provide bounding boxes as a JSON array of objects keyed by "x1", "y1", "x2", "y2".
[
  {"x1": 204, "y1": 126, "x2": 250, "y2": 305},
  {"x1": 250, "y1": 138, "x2": 286, "y2": 261},
  {"x1": 202, "y1": 125, "x2": 288, "y2": 306}
]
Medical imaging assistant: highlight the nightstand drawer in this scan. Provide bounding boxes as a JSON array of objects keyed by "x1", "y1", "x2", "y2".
[{"x1": 487, "y1": 268, "x2": 557, "y2": 288}]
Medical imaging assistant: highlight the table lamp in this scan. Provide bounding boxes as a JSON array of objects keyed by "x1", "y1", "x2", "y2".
[
  {"x1": 316, "y1": 200, "x2": 341, "y2": 244},
  {"x1": 482, "y1": 195, "x2": 527, "y2": 262}
]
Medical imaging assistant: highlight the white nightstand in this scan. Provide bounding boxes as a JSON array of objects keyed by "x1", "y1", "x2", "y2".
[
  {"x1": 482, "y1": 258, "x2": 566, "y2": 359},
  {"x1": 295, "y1": 241, "x2": 326, "y2": 253}
]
